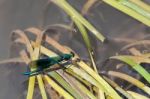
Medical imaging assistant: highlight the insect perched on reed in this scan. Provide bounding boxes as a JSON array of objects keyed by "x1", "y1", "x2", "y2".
[{"x1": 23, "y1": 52, "x2": 75, "y2": 76}]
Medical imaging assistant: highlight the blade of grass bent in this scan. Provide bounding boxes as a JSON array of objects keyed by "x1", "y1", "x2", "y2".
[
  {"x1": 12, "y1": 30, "x2": 33, "y2": 56},
  {"x1": 51, "y1": 0, "x2": 105, "y2": 42},
  {"x1": 74, "y1": 19, "x2": 98, "y2": 73},
  {"x1": 27, "y1": 27, "x2": 69, "y2": 53},
  {"x1": 121, "y1": 40, "x2": 150, "y2": 51},
  {"x1": 21, "y1": 49, "x2": 47, "y2": 99},
  {"x1": 74, "y1": 19, "x2": 92, "y2": 51},
  {"x1": 82, "y1": 0, "x2": 97, "y2": 15},
  {"x1": 0, "y1": 58, "x2": 23, "y2": 64},
  {"x1": 20, "y1": 50, "x2": 36, "y2": 99},
  {"x1": 13, "y1": 30, "x2": 36, "y2": 99},
  {"x1": 17, "y1": 28, "x2": 47, "y2": 99},
  {"x1": 110, "y1": 55, "x2": 150, "y2": 83},
  {"x1": 108, "y1": 71, "x2": 150, "y2": 95}
]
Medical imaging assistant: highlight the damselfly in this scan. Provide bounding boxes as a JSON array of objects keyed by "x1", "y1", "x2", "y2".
[{"x1": 23, "y1": 52, "x2": 75, "y2": 76}]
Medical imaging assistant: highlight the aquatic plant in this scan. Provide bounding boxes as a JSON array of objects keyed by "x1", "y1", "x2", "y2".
[{"x1": 0, "y1": 0, "x2": 150, "y2": 99}]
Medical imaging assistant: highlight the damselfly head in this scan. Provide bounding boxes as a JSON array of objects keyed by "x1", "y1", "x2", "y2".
[
  {"x1": 61, "y1": 52, "x2": 74, "y2": 61},
  {"x1": 70, "y1": 51, "x2": 75, "y2": 57}
]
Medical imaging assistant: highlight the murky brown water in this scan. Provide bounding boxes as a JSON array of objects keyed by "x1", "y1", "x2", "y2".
[{"x1": 0, "y1": 0, "x2": 150, "y2": 99}]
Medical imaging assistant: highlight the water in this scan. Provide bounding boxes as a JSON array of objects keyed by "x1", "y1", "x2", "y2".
[{"x1": 0, "y1": 0, "x2": 149, "y2": 99}]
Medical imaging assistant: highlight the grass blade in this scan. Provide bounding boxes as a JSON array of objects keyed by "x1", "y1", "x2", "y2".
[
  {"x1": 119, "y1": 0, "x2": 150, "y2": 19},
  {"x1": 74, "y1": 19, "x2": 98, "y2": 73},
  {"x1": 44, "y1": 75, "x2": 74, "y2": 99},
  {"x1": 103, "y1": 0, "x2": 150, "y2": 26},
  {"x1": 37, "y1": 75, "x2": 47, "y2": 99},
  {"x1": 51, "y1": 0, "x2": 105, "y2": 42},
  {"x1": 48, "y1": 71, "x2": 83, "y2": 99},
  {"x1": 129, "y1": 0, "x2": 150, "y2": 13},
  {"x1": 127, "y1": 91, "x2": 149, "y2": 99},
  {"x1": 78, "y1": 61, "x2": 121, "y2": 99},
  {"x1": 103, "y1": 76, "x2": 135, "y2": 99},
  {"x1": 108, "y1": 71, "x2": 150, "y2": 95},
  {"x1": 110, "y1": 55, "x2": 150, "y2": 83},
  {"x1": 26, "y1": 76, "x2": 36, "y2": 99}
]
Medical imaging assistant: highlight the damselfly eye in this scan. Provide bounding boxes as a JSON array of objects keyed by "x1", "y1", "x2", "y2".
[{"x1": 70, "y1": 52, "x2": 75, "y2": 57}]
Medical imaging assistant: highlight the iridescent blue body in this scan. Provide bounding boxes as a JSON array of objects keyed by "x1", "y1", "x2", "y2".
[{"x1": 23, "y1": 53, "x2": 74, "y2": 76}]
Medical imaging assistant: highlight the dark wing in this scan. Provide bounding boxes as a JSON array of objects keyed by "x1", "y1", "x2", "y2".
[{"x1": 29, "y1": 57, "x2": 54, "y2": 68}]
